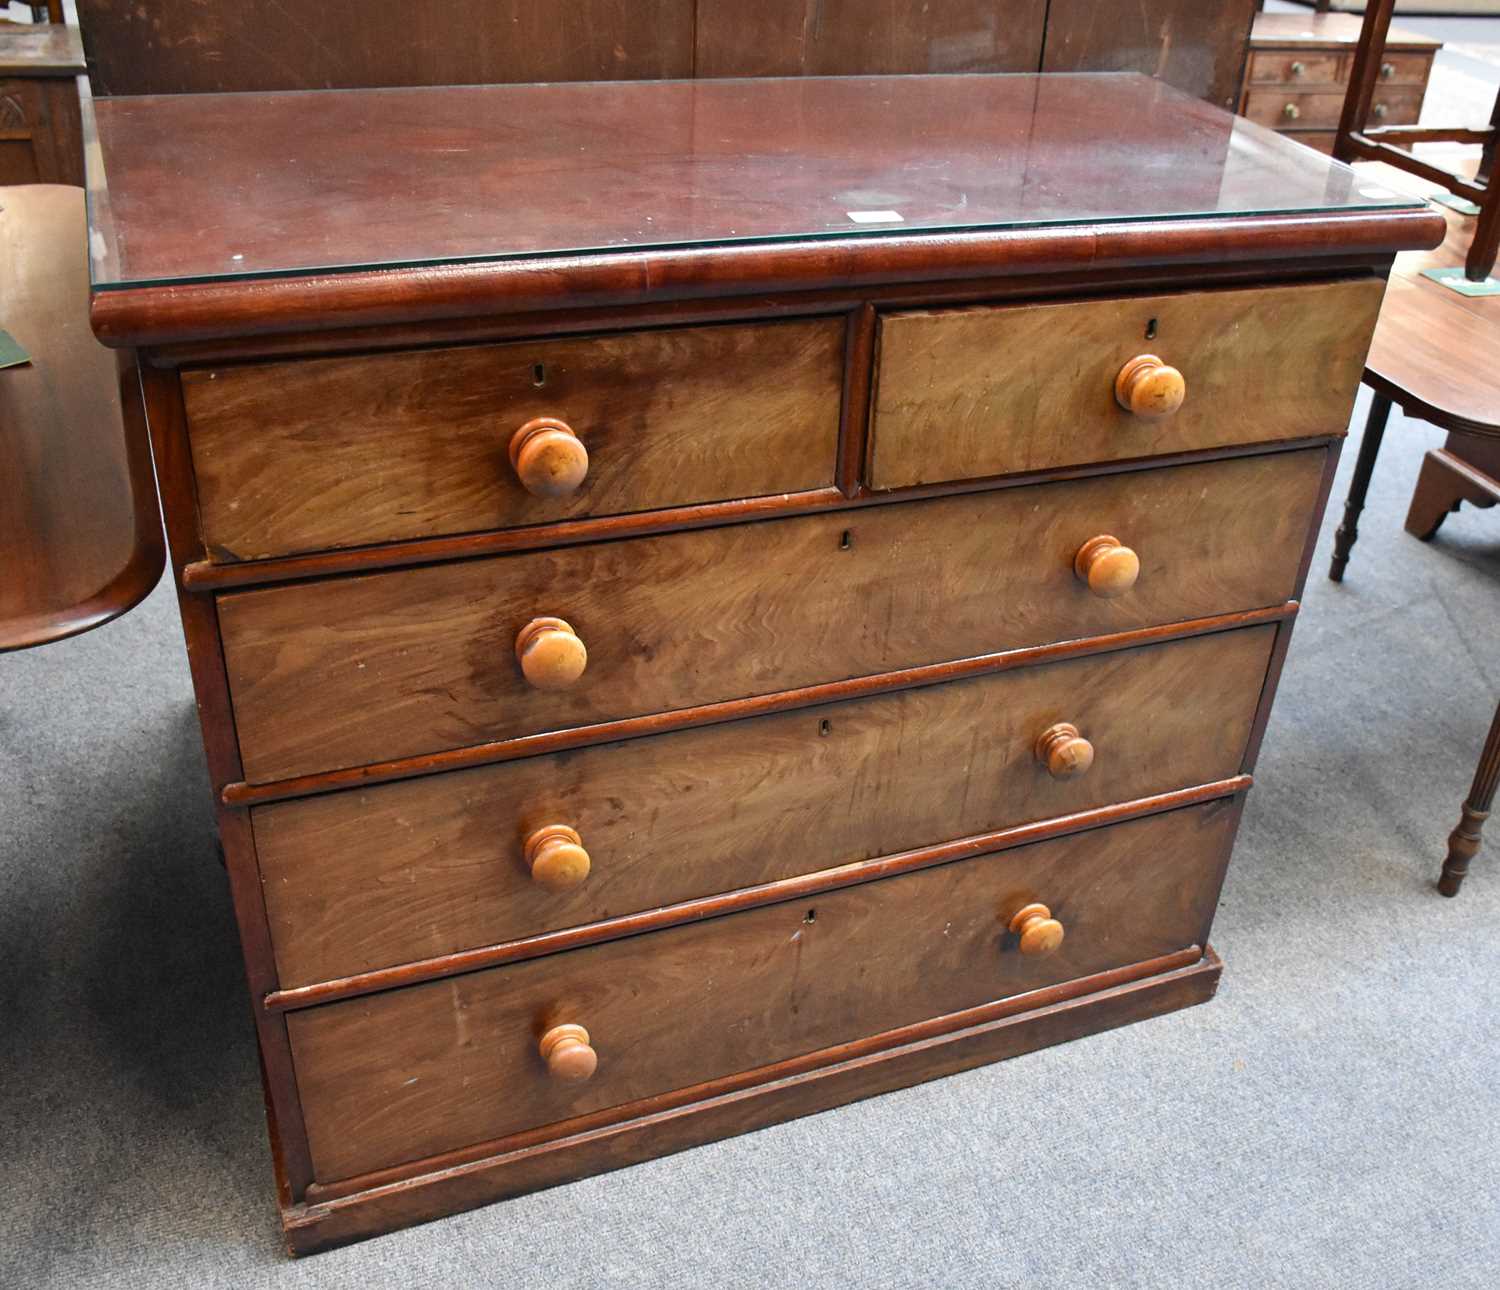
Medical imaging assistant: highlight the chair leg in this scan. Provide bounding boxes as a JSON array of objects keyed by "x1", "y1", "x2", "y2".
[
  {"x1": 1329, "y1": 393, "x2": 1392, "y2": 582},
  {"x1": 1440, "y1": 699, "x2": 1500, "y2": 896}
]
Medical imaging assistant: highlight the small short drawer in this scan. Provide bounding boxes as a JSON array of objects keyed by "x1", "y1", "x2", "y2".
[
  {"x1": 285, "y1": 798, "x2": 1239, "y2": 1182},
  {"x1": 255, "y1": 624, "x2": 1276, "y2": 988},
  {"x1": 182, "y1": 318, "x2": 845, "y2": 562},
  {"x1": 219, "y1": 450, "x2": 1325, "y2": 784},
  {"x1": 1242, "y1": 86, "x2": 1422, "y2": 131},
  {"x1": 1246, "y1": 50, "x2": 1343, "y2": 87},
  {"x1": 868, "y1": 280, "x2": 1380, "y2": 490},
  {"x1": 1376, "y1": 52, "x2": 1435, "y2": 87}
]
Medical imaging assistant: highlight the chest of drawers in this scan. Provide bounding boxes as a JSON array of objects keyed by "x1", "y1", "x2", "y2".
[
  {"x1": 1238, "y1": 11, "x2": 1441, "y2": 155},
  {"x1": 86, "y1": 72, "x2": 1443, "y2": 1253}
]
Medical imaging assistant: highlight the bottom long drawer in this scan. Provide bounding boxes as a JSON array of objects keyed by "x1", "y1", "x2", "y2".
[{"x1": 288, "y1": 798, "x2": 1241, "y2": 1183}]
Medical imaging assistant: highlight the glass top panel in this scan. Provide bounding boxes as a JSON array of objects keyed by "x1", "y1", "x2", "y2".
[{"x1": 87, "y1": 72, "x2": 1420, "y2": 291}]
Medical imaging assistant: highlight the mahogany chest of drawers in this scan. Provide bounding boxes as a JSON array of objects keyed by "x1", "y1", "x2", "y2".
[
  {"x1": 85, "y1": 72, "x2": 1443, "y2": 1253},
  {"x1": 1238, "y1": 11, "x2": 1441, "y2": 155}
]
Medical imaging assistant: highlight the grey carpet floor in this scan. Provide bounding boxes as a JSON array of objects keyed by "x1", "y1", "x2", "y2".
[{"x1": 3, "y1": 390, "x2": 1499, "y2": 1288}]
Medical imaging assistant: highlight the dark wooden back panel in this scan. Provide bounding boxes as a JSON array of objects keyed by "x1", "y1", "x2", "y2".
[
  {"x1": 1042, "y1": 0, "x2": 1260, "y2": 109},
  {"x1": 76, "y1": 0, "x2": 1251, "y2": 106},
  {"x1": 693, "y1": 1, "x2": 1046, "y2": 77},
  {"x1": 74, "y1": 0, "x2": 696, "y2": 95}
]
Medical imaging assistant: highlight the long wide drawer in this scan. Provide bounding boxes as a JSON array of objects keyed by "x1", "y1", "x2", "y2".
[
  {"x1": 1241, "y1": 87, "x2": 1422, "y2": 131},
  {"x1": 286, "y1": 798, "x2": 1240, "y2": 1182},
  {"x1": 255, "y1": 624, "x2": 1274, "y2": 988},
  {"x1": 219, "y1": 450, "x2": 1324, "y2": 784},
  {"x1": 182, "y1": 318, "x2": 845, "y2": 562},
  {"x1": 867, "y1": 279, "x2": 1380, "y2": 489}
]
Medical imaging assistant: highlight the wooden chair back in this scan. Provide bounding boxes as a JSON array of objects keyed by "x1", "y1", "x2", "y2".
[{"x1": 1335, "y1": 0, "x2": 1499, "y2": 281}]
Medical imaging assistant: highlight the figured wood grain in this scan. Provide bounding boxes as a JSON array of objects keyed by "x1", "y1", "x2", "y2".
[
  {"x1": 299, "y1": 944, "x2": 1212, "y2": 1203},
  {"x1": 283, "y1": 949, "x2": 1221, "y2": 1253},
  {"x1": 183, "y1": 318, "x2": 843, "y2": 561},
  {"x1": 252, "y1": 626, "x2": 1274, "y2": 988},
  {"x1": 227, "y1": 610, "x2": 1290, "y2": 810},
  {"x1": 264, "y1": 778, "x2": 1249, "y2": 1012},
  {"x1": 868, "y1": 279, "x2": 1383, "y2": 489},
  {"x1": 286, "y1": 800, "x2": 1238, "y2": 1182},
  {"x1": 219, "y1": 450, "x2": 1325, "y2": 784}
]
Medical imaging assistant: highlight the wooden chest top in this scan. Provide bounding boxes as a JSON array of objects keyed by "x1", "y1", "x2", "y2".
[{"x1": 84, "y1": 72, "x2": 1441, "y2": 348}]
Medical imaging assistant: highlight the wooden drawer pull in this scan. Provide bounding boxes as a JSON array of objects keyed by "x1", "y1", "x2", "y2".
[
  {"x1": 515, "y1": 616, "x2": 588, "y2": 690},
  {"x1": 1009, "y1": 903, "x2": 1065, "y2": 957},
  {"x1": 524, "y1": 824, "x2": 591, "y2": 891},
  {"x1": 538, "y1": 1023, "x2": 597, "y2": 1083},
  {"x1": 510, "y1": 416, "x2": 589, "y2": 498},
  {"x1": 1114, "y1": 354, "x2": 1186, "y2": 420},
  {"x1": 1073, "y1": 534, "x2": 1139, "y2": 598},
  {"x1": 1034, "y1": 722, "x2": 1094, "y2": 779}
]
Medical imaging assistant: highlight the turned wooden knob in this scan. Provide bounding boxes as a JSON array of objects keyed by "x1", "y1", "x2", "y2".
[
  {"x1": 510, "y1": 416, "x2": 589, "y2": 498},
  {"x1": 515, "y1": 616, "x2": 588, "y2": 690},
  {"x1": 1035, "y1": 722, "x2": 1094, "y2": 779},
  {"x1": 539, "y1": 1023, "x2": 597, "y2": 1083},
  {"x1": 524, "y1": 824, "x2": 591, "y2": 890},
  {"x1": 1073, "y1": 534, "x2": 1140, "y2": 598},
  {"x1": 1009, "y1": 903, "x2": 1065, "y2": 957},
  {"x1": 1115, "y1": 354, "x2": 1185, "y2": 420}
]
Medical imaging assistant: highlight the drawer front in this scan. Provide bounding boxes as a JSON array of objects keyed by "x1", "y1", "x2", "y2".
[
  {"x1": 256, "y1": 624, "x2": 1276, "y2": 987},
  {"x1": 182, "y1": 318, "x2": 845, "y2": 562},
  {"x1": 287, "y1": 798, "x2": 1239, "y2": 1182},
  {"x1": 1282, "y1": 130, "x2": 1338, "y2": 157},
  {"x1": 1377, "y1": 52, "x2": 1434, "y2": 87},
  {"x1": 1241, "y1": 87, "x2": 1422, "y2": 130},
  {"x1": 1246, "y1": 50, "x2": 1344, "y2": 87},
  {"x1": 868, "y1": 280, "x2": 1380, "y2": 490},
  {"x1": 220, "y1": 450, "x2": 1325, "y2": 784}
]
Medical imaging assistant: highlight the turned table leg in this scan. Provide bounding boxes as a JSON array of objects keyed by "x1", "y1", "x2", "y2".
[
  {"x1": 1440, "y1": 699, "x2": 1500, "y2": 897},
  {"x1": 1329, "y1": 393, "x2": 1392, "y2": 582}
]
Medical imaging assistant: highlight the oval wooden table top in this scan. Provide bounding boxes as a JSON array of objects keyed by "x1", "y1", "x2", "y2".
[
  {"x1": 0, "y1": 184, "x2": 162, "y2": 651},
  {"x1": 1360, "y1": 161, "x2": 1500, "y2": 438}
]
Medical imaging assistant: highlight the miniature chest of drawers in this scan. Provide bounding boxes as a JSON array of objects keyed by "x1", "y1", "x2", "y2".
[
  {"x1": 1239, "y1": 11, "x2": 1442, "y2": 155},
  {"x1": 86, "y1": 72, "x2": 1443, "y2": 1253}
]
